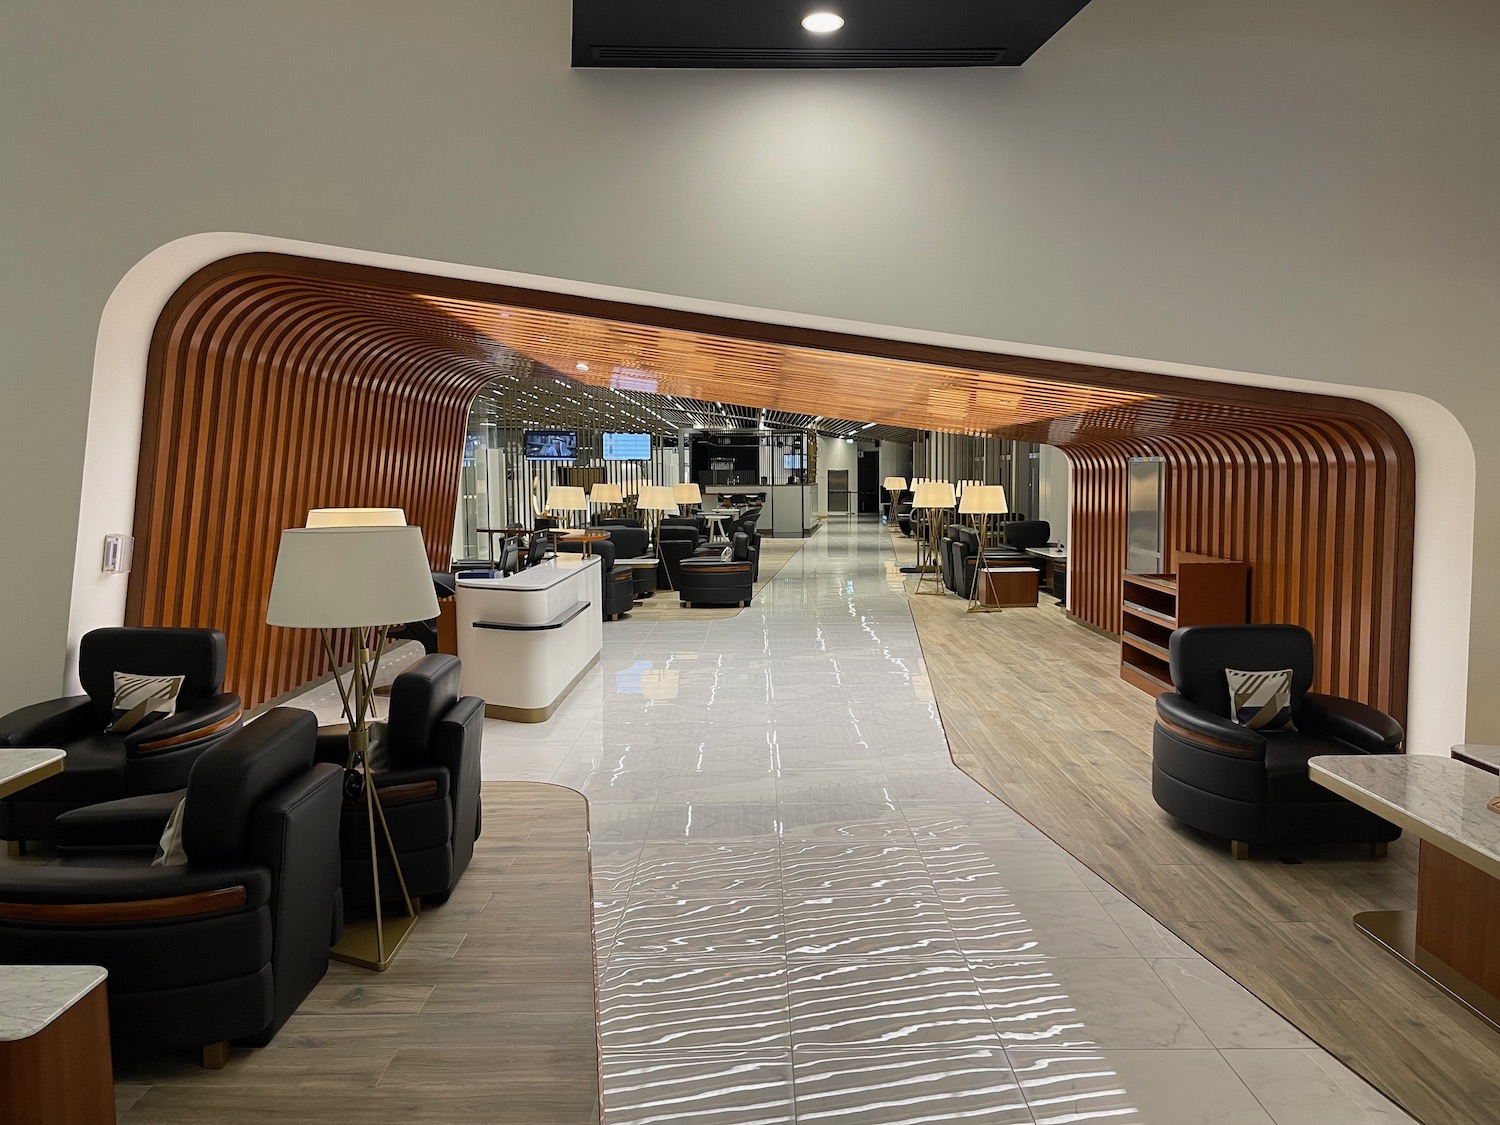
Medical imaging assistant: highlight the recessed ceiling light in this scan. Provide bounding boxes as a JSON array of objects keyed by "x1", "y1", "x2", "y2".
[
  {"x1": 576, "y1": 362, "x2": 589, "y2": 372},
  {"x1": 802, "y1": 11, "x2": 844, "y2": 34}
]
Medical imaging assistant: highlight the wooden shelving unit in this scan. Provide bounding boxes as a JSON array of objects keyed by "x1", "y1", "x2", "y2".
[{"x1": 1120, "y1": 553, "x2": 1250, "y2": 697}]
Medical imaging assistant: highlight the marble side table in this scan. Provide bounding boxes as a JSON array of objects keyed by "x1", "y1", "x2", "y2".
[
  {"x1": 0, "y1": 965, "x2": 115, "y2": 1123},
  {"x1": 1311, "y1": 754, "x2": 1500, "y2": 1030}
]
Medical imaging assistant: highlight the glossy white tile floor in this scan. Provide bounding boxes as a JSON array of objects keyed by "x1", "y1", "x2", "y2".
[{"x1": 478, "y1": 517, "x2": 1416, "y2": 1125}]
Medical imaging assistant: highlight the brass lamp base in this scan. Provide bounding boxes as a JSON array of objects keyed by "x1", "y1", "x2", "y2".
[{"x1": 331, "y1": 907, "x2": 421, "y2": 972}]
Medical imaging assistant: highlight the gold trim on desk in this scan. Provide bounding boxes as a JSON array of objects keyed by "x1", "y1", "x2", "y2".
[{"x1": 482, "y1": 655, "x2": 600, "y2": 724}]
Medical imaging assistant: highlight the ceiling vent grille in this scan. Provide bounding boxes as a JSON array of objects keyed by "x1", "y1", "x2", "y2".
[{"x1": 589, "y1": 46, "x2": 1006, "y2": 68}]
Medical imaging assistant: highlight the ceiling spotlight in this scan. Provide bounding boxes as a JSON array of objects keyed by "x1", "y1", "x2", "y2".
[
  {"x1": 802, "y1": 11, "x2": 844, "y2": 33},
  {"x1": 576, "y1": 362, "x2": 589, "y2": 372}
]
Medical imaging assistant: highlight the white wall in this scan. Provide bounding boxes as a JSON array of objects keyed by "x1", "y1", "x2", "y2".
[
  {"x1": 1037, "y1": 446, "x2": 1071, "y2": 548},
  {"x1": 0, "y1": 0, "x2": 1494, "y2": 751},
  {"x1": 815, "y1": 436, "x2": 859, "y2": 519}
]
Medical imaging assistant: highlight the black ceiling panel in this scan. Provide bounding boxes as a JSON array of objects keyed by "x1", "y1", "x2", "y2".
[{"x1": 572, "y1": 1, "x2": 1093, "y2": 70}]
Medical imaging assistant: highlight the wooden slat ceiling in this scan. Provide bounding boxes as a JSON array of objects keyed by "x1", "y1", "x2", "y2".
[{"x1": 422, "y1": 294, "x2": 1157, "y2": 440}]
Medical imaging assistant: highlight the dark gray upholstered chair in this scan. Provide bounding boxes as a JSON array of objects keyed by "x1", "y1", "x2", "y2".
[
  {"x1": 678, "y1": 533, "x2": 756, "y2": 608},
  {"x1": 656, "y1": 524, "x2": 701, "y2": 589},
  {"x1": 388, "y1": 572, "x2": 457, "y2": 654},
  {"x1": 1152, "y1": 624, "x2": 1403, "y2": 858},
  {"x1": 0, "y1": 708, "x2": 342, "y2": 1064},
  {"x1": 0, "y1": 627, "x2": 243, "y2": 847},
  {"x1": 559, "y1": 539, "x2": 636, "y2": 619},
  {"x1": 598, "y1": 523, "x2": 651, "y2": 559},
  {"x1": 315, "y1": 654, "x2": 484, "y2": 906}
]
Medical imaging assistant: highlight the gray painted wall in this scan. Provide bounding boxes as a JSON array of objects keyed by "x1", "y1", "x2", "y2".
[{"x1": 1, "y1": 1, "x2": 1495, "y2": 731}]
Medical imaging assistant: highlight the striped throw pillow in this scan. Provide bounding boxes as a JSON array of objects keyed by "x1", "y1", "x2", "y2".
[
  {"x1": 1225, "y1": 668, "x2": 1297, "y2": 732},
  {"x1": 108, "y1": 672, "x2": 184, "y2": 733}
]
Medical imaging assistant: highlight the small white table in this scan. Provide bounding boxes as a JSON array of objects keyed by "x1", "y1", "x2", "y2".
[
  {"x1": 1311, "y1": 754, "x2": 1500, "y2": 1028},
  {"x1": 703, "y1": 508, "x2": 739, "y2": 539},
  {"x1": 0, "y1": 748, "x2": 65, "y2": 801}
]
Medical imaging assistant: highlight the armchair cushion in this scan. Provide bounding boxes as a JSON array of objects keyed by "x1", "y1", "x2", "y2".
[
  {"x1": 18, "y1": 731, "x2": 129, "y2": 804},
  {"x1": 0, "y1": 696, "x2": 96, "y2": 748},
  {"x1": 107, "y1": 672, "x2": 184, "y2": 733},
  {"x1": 1300, "y1": 692, "x2": 1404, "y2": 754},
  {"x1": 1225, "y1": 668, "x2": 1297, "y2": 732},
  {"x1": 56, "y1": 790, "x2": 185, "y2": 852}
]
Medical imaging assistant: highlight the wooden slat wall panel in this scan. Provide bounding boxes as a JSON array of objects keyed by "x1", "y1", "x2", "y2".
[
  {"x1": 125, "y1": 254, "x2": 1414, "y2": 718},
  {"x1": 1023, "y1": 414, "x2": 1413, "y2": 721}
]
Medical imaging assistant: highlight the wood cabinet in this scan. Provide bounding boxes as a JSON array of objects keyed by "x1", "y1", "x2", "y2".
[{"x1": 1120, "y1": 553, "x2": 1249, "y2": 696}]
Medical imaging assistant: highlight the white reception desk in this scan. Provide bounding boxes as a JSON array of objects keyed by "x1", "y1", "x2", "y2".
[{"x1": 456, "y1": 556, "x2": 602, "y2": 722}]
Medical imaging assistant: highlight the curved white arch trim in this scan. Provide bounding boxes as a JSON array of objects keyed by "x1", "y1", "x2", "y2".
[{"x1": 70, "y1": 233, "x2": 1473, "y2": 753}]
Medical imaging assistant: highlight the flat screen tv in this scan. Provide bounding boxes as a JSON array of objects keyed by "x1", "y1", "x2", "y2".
[
  {"x1": 523, "y1": 429, "x2": 577, "y2": 462},
  {"x1": 603, "y1": 432, "x2": 651, "y2": 461},
  {"x1": 782, "y1": 452, "x2": 806, "y2": 470}
]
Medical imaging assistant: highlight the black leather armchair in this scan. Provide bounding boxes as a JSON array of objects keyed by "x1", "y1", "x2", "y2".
[
  {"x1": 1152, "y1": 624, "x2": 1402, "y2": 858},
  {"x1": 598, "y1": 522, "x2": 651, "y2": 559},
  {"x1": 317, "y1": 654, "x2": 483, "y2": 906},
  {"x1": 679, "y1": 533, "x2": 756, "y2": 608},
  {"x1": 560, "y1": 539, "x2": 636, "y2": 619},
  {"x1": 894, "y1": 496, "x2": 914, "y2": 537},
  {"x1": 657, "y1": 524, "x2": 701, "y2": 589},
  {"x1": 0, "y1": 627, "x2": 243, "y2": 847},
  {"x1": 388, "y1": 572, "x2": 457, "y2": 654},
  {"x1": 0, "y1": 708, "x2": 342, "y2": 1064}
]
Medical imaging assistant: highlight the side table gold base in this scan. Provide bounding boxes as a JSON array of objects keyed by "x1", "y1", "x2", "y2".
[
  {"x1": 332, "y1": 906, "x2": 420, "y2": 972},
  {"x1": 1355, "y1": 909, "x2": 1500, "y2": 1031}
]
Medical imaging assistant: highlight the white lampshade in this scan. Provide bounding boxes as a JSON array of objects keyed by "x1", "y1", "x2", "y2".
[
  {"x1": 911, "y1": 481, "x2": 957, "y2": 509},
  {"x1": 958, "y1": 484, "x2": 1009, "y2": 515},
  {"x1": 590, "y1": 482, "x2": 623, "y2": 505},
  {"x1": 267, "y1": 526, "x2": 439, "y2": 628},
  {"x1": 547, "y1": 486, "x2": 588, "y2": 514},
  {"x1": 637, "y1": 485, "x2": 679, "y2": 512},
  {"x1": 306, "y1": 507, "x2": 407, "y2": 527},
  {"x1": 882, "y1": 476, "x2": 908, "y2": 492},
  {"x1": 672, "y1": 482, "x2": 702, "y2": 504}
]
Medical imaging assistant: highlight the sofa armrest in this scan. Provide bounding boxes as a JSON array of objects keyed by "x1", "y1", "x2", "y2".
[
  {"x1": 0, "y1": 861, "x2": 271, "y2": 913},
  {"x1": 0, "y1": 696, "x2": 95, "y2": 748},
  {"x1": 55, "y1": 790, "x2": 185, "y2": 852},
  {"x1": 124, "y1": 693, "x2": 243, "y2": 756},
  {"x1": 1300, "y1": 692, "x2": 1404, "y2": 754},
  {"x1": 1155, "y1": 693, "x2": 1266, "y2": 759}
]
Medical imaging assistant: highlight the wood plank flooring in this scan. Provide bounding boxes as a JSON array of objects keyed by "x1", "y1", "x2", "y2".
[
  {"x1": 112, "y1": 783, "x2": 600, "y2": 1124},
  {"x1": 897, "y1": 531, "x2": 1500, "y2": 1125}
]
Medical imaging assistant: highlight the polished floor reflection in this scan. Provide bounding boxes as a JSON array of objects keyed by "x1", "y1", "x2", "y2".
[{"x1": 481, "y1": 517, "x2": 1417, "y2": 1125}]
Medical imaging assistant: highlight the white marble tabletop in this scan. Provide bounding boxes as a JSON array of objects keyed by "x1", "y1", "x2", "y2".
[
  {"x1": 1453, "y1": 744, "x2": 1500, "y2": 773},
  {"x1": 1310, "y1": 754, "x2": 1500, "y2": 880},
  {"x1": 0, "y1": 965, "x2": 108, "y2": 1041},
  {"x1": 0, "y1": 748, "x2": 66, "y2": 799}
]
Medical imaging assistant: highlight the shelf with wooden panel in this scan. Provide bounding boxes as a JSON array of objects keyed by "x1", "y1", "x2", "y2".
[{"x1": 1119, "y1": 553, "x2": 1250, "y2": 697}]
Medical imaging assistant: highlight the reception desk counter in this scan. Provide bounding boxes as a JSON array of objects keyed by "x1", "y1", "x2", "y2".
[{"x1": 456, "y1": 556, "x2": 602, "y2": 722}]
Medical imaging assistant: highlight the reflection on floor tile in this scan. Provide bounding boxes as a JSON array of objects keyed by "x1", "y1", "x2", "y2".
[
  {"x1": 788, "y1": 961, "x2": 998, "y2": 1048},
  {"x1": 1009, "y1": 1048, "x2": 1275, "y2": 1124},
  {"x1": 602, "y1": 1053, "x2": 795, "y2": 1125},
  {"x1": 793, "y1": 1047, "x2": 1031, "y2": 1124},
  {"x1": 473, "y1": 517, "x2": 1413, "y2": 1122}
]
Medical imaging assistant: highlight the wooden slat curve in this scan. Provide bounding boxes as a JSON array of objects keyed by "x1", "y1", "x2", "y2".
[{"x1": 125, "y1": 254, "x2": 1414, "y2": 719}]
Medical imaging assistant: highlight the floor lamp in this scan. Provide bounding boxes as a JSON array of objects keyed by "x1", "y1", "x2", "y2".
[
  {"x1": 911, "y1": 480, "x2": 956, "y2": 595},
  {"x1": 673, "y1": 482, "x2": 703, "y2": 516},
  {"x1": 959, "y1": 484, "x2": 1009, "y2": 612},
  {"x1": 882, "y1": 476, "x2": 907, "y2": 526},
  {"x1": 637, "y1": 484, "x2": 680, "y2": 587},
  {"x1": 267, "y1": 522, "x2": 440, "y2": 970},
  {"x1": 590, "y1": 481, "x2": 623, "y2": 522}
]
